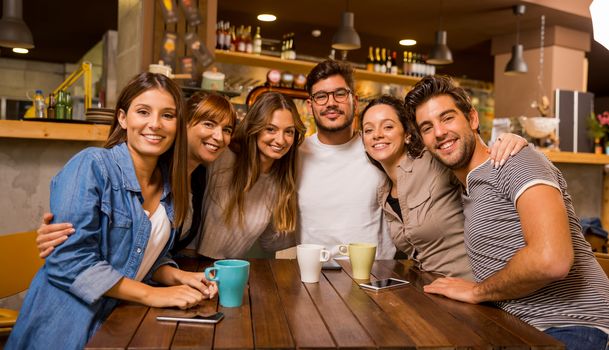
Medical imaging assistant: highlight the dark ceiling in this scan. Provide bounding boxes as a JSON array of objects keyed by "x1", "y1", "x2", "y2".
[{"x1": 1, "y1": 0, "x2": 607, "y2": 97}]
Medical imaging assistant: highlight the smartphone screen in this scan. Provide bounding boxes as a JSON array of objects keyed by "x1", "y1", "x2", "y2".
[
  {"x1": 156, "y1": 312, "x2": 224, "y2": 324},
  {"x1": 359, "y1": 278, "x2": 409, "y2": 291}
]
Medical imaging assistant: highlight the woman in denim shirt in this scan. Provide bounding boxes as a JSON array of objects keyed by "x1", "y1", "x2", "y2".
[{"x1": 7, "y1": 72, "x2": 217, "y2": 350}]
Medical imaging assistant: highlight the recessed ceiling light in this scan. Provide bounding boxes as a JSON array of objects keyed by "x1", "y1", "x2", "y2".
[
  {"x1": 311, "y1": 29, "x2": 321, "y2": 37},
  {"x1": 12, "y1": 48, "x2": 29, "y2": 54},
  {"x1": 257, "y1": 14, "x2": 277, "y2": 22},
  {"x1": 399, "y1": 39, "x2": 417, "y2": 46}
]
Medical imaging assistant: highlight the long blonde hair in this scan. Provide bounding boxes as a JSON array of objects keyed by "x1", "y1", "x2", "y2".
[
  {"x1": 225, "y1": 92, "x2": 305, "y2": 232},
  {"x1": 105, "y1": 72, "x2": 188, "y2": 227}
]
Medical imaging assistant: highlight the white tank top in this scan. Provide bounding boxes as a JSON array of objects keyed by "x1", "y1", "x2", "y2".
[{"x1": 135, "y1": 204, "x2": 171, "y2": 281}]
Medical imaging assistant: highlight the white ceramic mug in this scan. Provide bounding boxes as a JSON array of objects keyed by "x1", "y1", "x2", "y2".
[{"x1": 297, "y1": 244, "x2": 330, "y2": 283}]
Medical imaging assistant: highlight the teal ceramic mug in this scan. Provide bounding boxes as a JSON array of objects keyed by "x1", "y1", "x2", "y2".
[{"x1": 204, "y1": 259, "x2": 250, "y2": 307}]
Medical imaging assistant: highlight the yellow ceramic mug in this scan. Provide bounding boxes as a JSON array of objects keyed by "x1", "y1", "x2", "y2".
[{"x1": 338, "y1": 243, "x2": 377, "y2": 280}]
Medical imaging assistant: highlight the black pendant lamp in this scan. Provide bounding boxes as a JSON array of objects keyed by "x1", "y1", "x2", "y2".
[
  {"x1": 0, "y1": 0, "x2": 34, "y2": 49},
  {"x1": 331, "y1": 0, "x2": 360, "y2": 51},
  {"x1": 427, "y1": 0, "x2": 453, "y2": 65},
  {"x1": 505, "y1": 5, "x2": 528, "y2": 75}
]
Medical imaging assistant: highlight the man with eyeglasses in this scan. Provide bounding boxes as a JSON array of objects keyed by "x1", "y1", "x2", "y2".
[{"x1": 296, "y1": 59, "x2": 396, "y2": 259}]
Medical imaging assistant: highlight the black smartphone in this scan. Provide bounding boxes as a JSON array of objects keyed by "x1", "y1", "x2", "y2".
[
  {"x1": 359, "y1": 278, "x2": 409, "y2": 292},
  {"x1": 322, "y1": 259, "x2": 342, "y2": 270},
  {"x1": 156, "y1": 312, "x2": 224, "y2": 324}
]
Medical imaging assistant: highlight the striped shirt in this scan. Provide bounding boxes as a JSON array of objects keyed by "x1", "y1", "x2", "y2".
[{"x1": 463, "y1": 147, "x2": 609, "y2": 332}]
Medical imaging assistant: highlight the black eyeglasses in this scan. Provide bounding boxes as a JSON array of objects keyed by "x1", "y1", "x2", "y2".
[{"x1": 310, "y1": 88, "x2": 352, "y2": 105}]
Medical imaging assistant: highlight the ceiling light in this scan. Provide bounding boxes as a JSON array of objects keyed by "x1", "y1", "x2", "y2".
[
  {"x1": 399, "y1": 39, "x2": 417, "y2": 46},
  {"x1": 12, "y1": 47, "x2": 28, "y2": 54},
  {"x1": 0, "y1": 0, "x2": 34, "y2": 49},
  {"x1": 427, "y1": 31, "x2": 453, "y2": 64},
  {"x1": 257, "y1": 14, "x2": 276, "y2": 22},
  {"x1": 427, "y1": 0, "x2": 453, "y2": 65},
  {"x1": 332, "y1": 12, "x2": 361, "y2": 50},
  {"x1": 505, "y1": 4, "x2": 528, "y2": 75}
]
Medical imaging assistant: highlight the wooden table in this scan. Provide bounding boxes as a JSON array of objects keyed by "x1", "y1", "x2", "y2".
[{"x1": 86, "y1": 259, "x2": 564, "y2": 349}]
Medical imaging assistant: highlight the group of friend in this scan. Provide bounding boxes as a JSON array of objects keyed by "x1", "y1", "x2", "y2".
[{"x1": 6, "y1": 59, "x2": 609, "y2": 350}]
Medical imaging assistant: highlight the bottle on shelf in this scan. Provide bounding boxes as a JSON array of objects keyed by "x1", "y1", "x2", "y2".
[
  {"x1": 385, "y1": 49, "x2": 392, "y2": 74},
  {"x1": 237, "y1": 25, "x2": 246, "y2": 52},
  {"x1": 374, "y1": 47, "x2": 381, "y2": 72},
  {"x1": 245, "y1": 25, "x2": 253, "y2": 53},
  {"x1": 390, "y1": 51, "x2": 398, "y2": 75},
  {"x1": 55, "y1": 90, "x2": 66, "y2": 119},
  {"x1": 216, "y1": 20, "x2": 224, "y2": 50},
  {"x1": 288, "y1": 33, "x2": 296, "y2": 59},
  {"x1": 65, "y1": 92, "x2": 73, "y2": 119},
  {"x1": 253, "y1": 26, "x2": 262, "y2": 55},
  {"x1": 47, "y1": 92, "x2": 56, "y2": 119},
  {"x1": 229, "y1": 25, "x2": 236, "y2": 51},
  {"x1": 366, "y1": 46, "x2": 374, "y2": 72},
  {"x1": 380, "y1": 48, "x2": 387, "y2": 73},
  {"x1": 34, "y1": 90, "x2": 46, "y2": 118},
  {"x1": 222, "y1": 21, "x2": 230, "y2": 50}
]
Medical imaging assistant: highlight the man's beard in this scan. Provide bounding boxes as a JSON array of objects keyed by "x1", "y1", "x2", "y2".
[
  {"x1": 313, "y1": 105, "x2": 355, "y2": 133},
  {"x1": 432, "y1": 130, "x2": 476, "y2": 171}
]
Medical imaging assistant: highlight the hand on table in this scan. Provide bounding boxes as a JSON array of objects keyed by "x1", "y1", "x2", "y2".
[
  {"x1": 174, "y1": 270, "x2": 218, "y2": 300},
  {"x1": 146, "y1": 285, "x2": 207, "y2": 309},
  {"x1": 423, "y1": 277, "x2": 481, "y2": 304},
  {"x1": 36, "y1": 212, "x2": 75, "y2": 258},
  {"x1": 488, "y1": 133, "x2": 528, "y2": 168}
]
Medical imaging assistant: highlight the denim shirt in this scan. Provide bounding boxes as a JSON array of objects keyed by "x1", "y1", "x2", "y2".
[{"x1": 7, "y1": 142, "x2": 178, "y2": 350}]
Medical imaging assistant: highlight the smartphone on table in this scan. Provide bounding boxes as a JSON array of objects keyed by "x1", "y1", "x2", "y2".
[
  {"x1": 322, "y1": 259, "x2": 342, "y2": 270},
  {"x1": 359, "y1": 278, "x2": 409, "y2": 292},
  {"x1": 156, "y1": 312, "x2": 224, "y2": 324}
]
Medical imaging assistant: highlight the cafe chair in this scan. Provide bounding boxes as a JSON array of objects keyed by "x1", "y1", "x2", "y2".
[
  {"x1": 0, "y1": 231, "x2": 44, "y2": 336},
  {"x1": 594, "y1": 252, "x2": 609, "y2": 278}
]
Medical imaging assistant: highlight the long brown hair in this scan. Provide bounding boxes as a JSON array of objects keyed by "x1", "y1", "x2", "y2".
[
  {"x1": 225, "y1": 92, "x2": 305, "y2": 232},
  {"x1": 105, "y1": 72, "x2": 189, "y2": 227}
]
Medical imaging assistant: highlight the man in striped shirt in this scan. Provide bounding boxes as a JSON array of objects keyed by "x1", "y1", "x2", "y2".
[{"x1": 405, "y1": 75, "x2": 609, "y2": 349}]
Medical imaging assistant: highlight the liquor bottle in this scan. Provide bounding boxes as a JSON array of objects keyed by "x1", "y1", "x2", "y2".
[
  {"x1": 223, "y1": 22, "x2": 231, "y2": 50},
  {"x1": 245, "y1": 26, "x2": 253, "y2": 53},
  {"x1": 216, "y1": 21, "x2": 224, "y2": 50},
  {"x1": 366, "y1": 46, "x2": 374, "y2": 71},
  {"x1": 253, "y1": 26, "x2": 262, "y2": 55},
  {"x1": 380, "y1": 48, "x2": 387, "y2": 73},
  {"x1": 237, "y1": 25, "x2": 246, "y2": 52},
  {"x1": 229, "y1": 25, "x2": 236, "y2": 51},
  {"x1": 390, "y1": 51, "x2": 398, "y2": 75},
  {"x1": 385, "y1": 49, "x2": 392, "y2": 74},
  {"x1": 47, "y1": 92, "x2": 56, "y2": 119},
  {"x1": 288, "y1": 33, "x2": 296, "y2": 59},
  {"x1": 280, "y1": 34, "x2": 286, "y2": 59},
  {"x1": 374, "y1": 47, "x2": 381, "y2": 72}
]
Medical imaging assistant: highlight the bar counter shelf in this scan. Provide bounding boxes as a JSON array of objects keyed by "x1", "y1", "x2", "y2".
[
  {"x1": 0, "y1": 119, "x2": 110, "y2": 142},
  {"x1": 214, "y1": 50, "x2": 421, "y2": 86}
]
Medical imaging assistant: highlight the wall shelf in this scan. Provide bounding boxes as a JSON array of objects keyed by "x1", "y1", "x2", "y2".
[
  {"x1": 0, "y1": 120, "x2": 110, "y2": 142},
  {"x1": 542, "y1": 150, "x2": 609, "y2": 165},
  {"x1": 214, "y1": 50, "x2": 421, "y2": 86}
]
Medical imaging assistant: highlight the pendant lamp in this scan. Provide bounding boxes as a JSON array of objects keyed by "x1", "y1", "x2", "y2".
[
  {"x1": 504, "y1": 5, "x2": 527, "y2": 75},
  {"x1": 331, "y1": 11, "x2": 361, "y2": 50},
  {"x1": 0, "y1": 0, "x2": 34, "y2": 49},
  {"x1": 427, "y1": 31, "x2": 453, "y2": 65},
  {"x1": 427, "y1": 0, "x2": 453, "y2": 65}
]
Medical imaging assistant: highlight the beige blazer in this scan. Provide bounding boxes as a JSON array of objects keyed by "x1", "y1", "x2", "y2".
[{"x1": 378, "y1": 150, "x2": 473, "y2": 280}]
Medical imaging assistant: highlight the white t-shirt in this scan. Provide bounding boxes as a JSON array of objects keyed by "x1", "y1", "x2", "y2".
[
  {"x1": 296, "y1": 133, "x2": 396, "y2": 259},
  {"x1": 135, "y1": 204, "x2": 171, "y2": 281}
]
